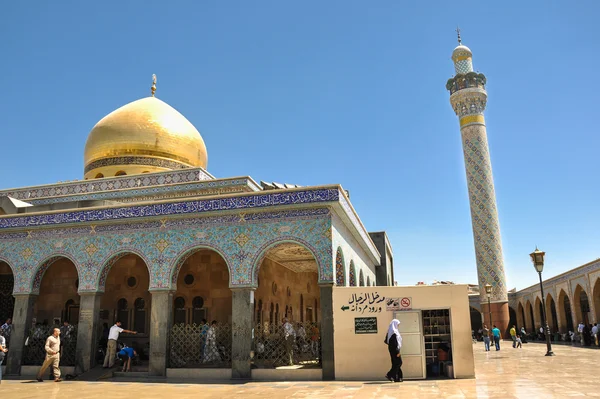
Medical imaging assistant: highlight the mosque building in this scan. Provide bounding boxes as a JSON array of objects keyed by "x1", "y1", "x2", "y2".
[{"x1": 0, "y1": 75, "x2": 394, "y2": 379}]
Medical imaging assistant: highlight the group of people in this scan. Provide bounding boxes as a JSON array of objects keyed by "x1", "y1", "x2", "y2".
[
  {"x1": 256, "y1": 317, "x2": 320, "y2": 366},
  {"x1": 575, "y1": 321, "x2": 599, "y2": 347},
  {"x1": 479, "y1": 324, "x2": 503, "y2": 351}
]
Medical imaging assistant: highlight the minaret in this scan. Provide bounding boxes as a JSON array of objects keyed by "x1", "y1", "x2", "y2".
[{"x1": 447, "y1": 31, "x2": 509, "y2": 333}]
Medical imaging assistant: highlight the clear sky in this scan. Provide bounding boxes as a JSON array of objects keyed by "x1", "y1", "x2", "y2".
[{"x1": 2, "y1": 1, "x2": 599, "y2": 291}]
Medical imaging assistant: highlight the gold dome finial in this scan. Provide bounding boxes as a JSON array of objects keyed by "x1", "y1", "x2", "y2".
[
  {"x1": 151, "y1": 74, "x2": 157, "y2": 97},
  {"x1": 456, "y1": 26, "x2": 462, "y2": 45}
]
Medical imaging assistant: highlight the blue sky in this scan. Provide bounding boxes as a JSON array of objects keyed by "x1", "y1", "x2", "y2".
[{"x1": 2, "y1": 2, "x2": 599, "y2": 290}]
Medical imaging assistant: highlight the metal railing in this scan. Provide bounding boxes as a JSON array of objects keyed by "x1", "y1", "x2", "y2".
[
  {"x1": 252, "y1": 322, "x2": 321, "y2": 368},
  {"x1": 169, "y1": 323, "x2": 232, "y2": 368},
  {"x1": 23, "y1": 325, "x2": 78, "y2": 366}
]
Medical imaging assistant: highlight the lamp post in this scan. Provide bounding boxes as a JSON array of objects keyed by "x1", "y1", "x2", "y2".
[
  {"x1": 485, "y1": 283, "x2": 493, "y2": 329},
  {"x1": 530, "y1": 247, "x2": 555, "y2": 356}
]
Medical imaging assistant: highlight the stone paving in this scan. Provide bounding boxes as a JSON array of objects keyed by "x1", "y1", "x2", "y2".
[{"x1": 1, "y1": 342, "x2": 599, "y2": 398}]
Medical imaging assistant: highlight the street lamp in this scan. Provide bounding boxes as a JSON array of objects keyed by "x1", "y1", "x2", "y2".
[
  {"x1": 530, "y1": 247, "x2": 555, "y2": 356},
  {"x1": 484, "y1": 283, "x2": 492, "y2": 329}
]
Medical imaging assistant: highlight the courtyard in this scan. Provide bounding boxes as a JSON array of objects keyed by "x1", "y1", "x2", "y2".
[{"x1": 1, "y1": 342, "x2": 599, "y2": 398}]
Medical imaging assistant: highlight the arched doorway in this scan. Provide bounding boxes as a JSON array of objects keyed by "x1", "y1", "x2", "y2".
[
  {"x1": 0, "y1": 260, "x2": 14, "y2": 368},
  {"x1": 470, "y1": 306, "x2": 482, "y2": 336},
  {"x1": 25, "y1": 257, "x2": 80, "y2": 368},
  {"x1": 100, "y1": 254, "x2": 151, "y2": 369},
  {"x1": 559, "y1": 290, "x2": 574, "y2": 333},
  {"x1": 0, "y1": 261, "x2": 14, "y2": 328},
  {"x1": 517, "y1": 302, "x2": 525, "y2": 331},
  {"x1": 508, "y1": 306, "x2": 517, "y2": 337},
  {"x1": 574, "y1": 285, "x2": 591, "y2": 325},
  {"x1": 546, "y1": 294, "x2": 558, "y2": 332},
  {"x1": 254, "y1": 242, "x2": 320, "y2": 369},
  {"x1": 594, "y1": 278, "x2": 600, "y2": 325},
  {"x1": 526, "y1": 301, "x2": 534, "y2": 332},
  {"x1": 170, "y1": 248, "x2": 232, "y2": 368},
  {"x1": 534, "y1": 297, "x2": 544, "y2": 331}
]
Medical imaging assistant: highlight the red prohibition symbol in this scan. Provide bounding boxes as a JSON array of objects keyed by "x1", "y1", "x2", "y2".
[{"x1": 400, "y1": 297, "x2": 411, "y2": 308}]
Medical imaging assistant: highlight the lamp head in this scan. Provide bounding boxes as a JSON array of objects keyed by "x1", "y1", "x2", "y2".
[
  {"x1": 484, "y1": 283, "x2": 492, "y2": 296},
  {"x1": 530, "y1": 247, "x2": 545, "y2": 273}
]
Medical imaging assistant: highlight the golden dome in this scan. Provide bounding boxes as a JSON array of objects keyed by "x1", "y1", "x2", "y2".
[{"x1": 84, "y1": 96, "x2": 207, "y2": 179}]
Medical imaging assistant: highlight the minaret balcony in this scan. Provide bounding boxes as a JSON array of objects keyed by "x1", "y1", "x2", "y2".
[{"x1": 446, "y1": 72, "x2": 487, "y2": 94}]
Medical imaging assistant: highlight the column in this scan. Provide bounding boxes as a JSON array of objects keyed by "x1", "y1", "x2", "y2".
[
  {"x1": 319, "y1": 284, "x2": 335, "y2": 381},
  {"x1": 231, "y1": 288, "x2": 254, "y2": 379},
  {"x1": 6, "y1": 294, "x2": 36, "y2": 375},
  {"x1": 75, "y1": 292, "x2": 102, "y2": 374},
  {"x1": 149, "y1": 290, "x2": 173, "y2": 376}
]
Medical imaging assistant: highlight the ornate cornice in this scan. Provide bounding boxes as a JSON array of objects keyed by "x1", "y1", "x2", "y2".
[{"x1": 0, "y1": 187, "x2": 340, "y2": 230}]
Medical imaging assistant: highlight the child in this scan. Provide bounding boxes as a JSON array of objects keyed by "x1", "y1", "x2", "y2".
[{"x1": 516, "y1": 335, "x2": 523, "y2": 348}]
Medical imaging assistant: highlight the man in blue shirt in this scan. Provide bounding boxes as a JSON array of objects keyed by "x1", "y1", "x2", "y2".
[
  {"x1": 491, "y1": 325, "x2": 501, "y2": 351},
  {"x1": 117, "y1": 346, "x2": 137, "y2": 372}
]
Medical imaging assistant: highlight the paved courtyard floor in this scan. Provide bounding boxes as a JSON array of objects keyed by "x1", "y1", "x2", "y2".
[{"x1": 1, "y1": 342, "x2": 599, "y2": 398}]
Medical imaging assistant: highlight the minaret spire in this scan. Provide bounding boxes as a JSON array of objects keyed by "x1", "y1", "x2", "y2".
[
  {"x1": 456, "y1": 26, "x2": 462, "y2": 45},
  {"x1": 151, "y1": 74, "x2": 157, "y2": 97}
]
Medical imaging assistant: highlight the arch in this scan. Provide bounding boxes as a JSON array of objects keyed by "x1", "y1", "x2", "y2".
[
  {"x1": 470, "y1": 306, "x2": 483, "y2": 333},
  {"x1": 558, "y1": 289, "x2": 574, "y2": 333},
  {"x1": 335, "y1": 247, "x2": 346, "y2": 286},
  {"x1": 546, "y1": 293, "x2": 558, "y2": 332},
  {"x1": 574, "y1": 284, "x2": 591, "y2": 325},
  {"x1": 97, "y1": 249, "x2": 152, "y2": 292},
  {"x1": 115, "y1": 171, "x2": 127, "y2": 176},
  {"x1": 593, "y1": 278, "x2": 600, "y2": 325},
  {"x1": 94, "y1": 173, "x2": 104, "y2": 179},
  {"x1": 534, "y1": 296, "x2": 543, "y2": 330},
  {"x1": 0, "y1": 257, "x2": 16, "y2": 277},
  {"x1": 0, "y1": 259, "x2": 15, "y2": 325},
  {"x1": 252, "y1": 237, "x2": 323, "y2": 286},
  {"x1": 32, "y1": 253, "x2": 82, "y2": 293},
  {"x1": 517, "y1": 301, "x2": 525, "y2": 331},
  {"x1": 359, "y1": 270, "x2": 365, "y2": 287},
  {"x1": 349, "y1": 261, "x2": 357, "y2": 286},
  {"x1": 525, "y1": 300, "x2": 534, "y2": 331},
  {"x1": 367, "y1": 276, "x2": 371, "y2": 287},
  {"x1": 507, "y1": 306, "x2": 517, "y2": 336},
  {"x1": 170, "y1": 244, "x2": 233, "y2": 289}
]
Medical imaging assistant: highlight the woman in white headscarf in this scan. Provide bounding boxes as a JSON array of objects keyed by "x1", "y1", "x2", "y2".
[{"x1": 385, "y1": 319, "x2": 403, "y2": 382}]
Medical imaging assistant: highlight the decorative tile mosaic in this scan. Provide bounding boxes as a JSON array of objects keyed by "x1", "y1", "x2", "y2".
[
  {"x1": 331, "y1": 213, "x2": 376, "y2": 288},
  {"x1": 0, "y1": 188, "x2": 339, "y2": 229},
  {"x1": 450, "y1": 77, "x2": 508, "y2": 303},
  {"x1": 335, "y1": 247, "x2": 345, "y2": 286},
  {"x1": 85, "y1": 156, "x2": 191, "y2": 174},
  {"x1": 0, "y1": 167, "x2": 214, "y2": 202},
  {"x1": 0, "y1": 208, "x2": 334, "y2": 293},
  {"x1": 349, "y1": 260, "x2": 356, "y2": 287},
  {"x1": 20, "y1": 178, "x2": 258, "y2": 206}
]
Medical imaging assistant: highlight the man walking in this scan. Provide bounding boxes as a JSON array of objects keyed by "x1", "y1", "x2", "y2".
[
  {"x1": 103, "y1": 321, "x2": 136, "y2": 368},
  {"x1": 592, "y1": 323, "x2": 599, "y2": 346},
  {"x1": 283, "y1": 318, "x2": 296, "y2": 366},
  {"x1": 492, "y1": 325, "x2": 501, "y2": 351},
  {"x1": 36, "y1": 328, "x2": 61, "y2": 382},
  {"x1": 0, "y1": 331, "x2": 8, "y2": 382},
  {"x1": 482, "y1": 324, "x2": 491, "y2": 351},
  {"x1": 510, "y1": 325, "x2": 517, "y2": 348}
]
